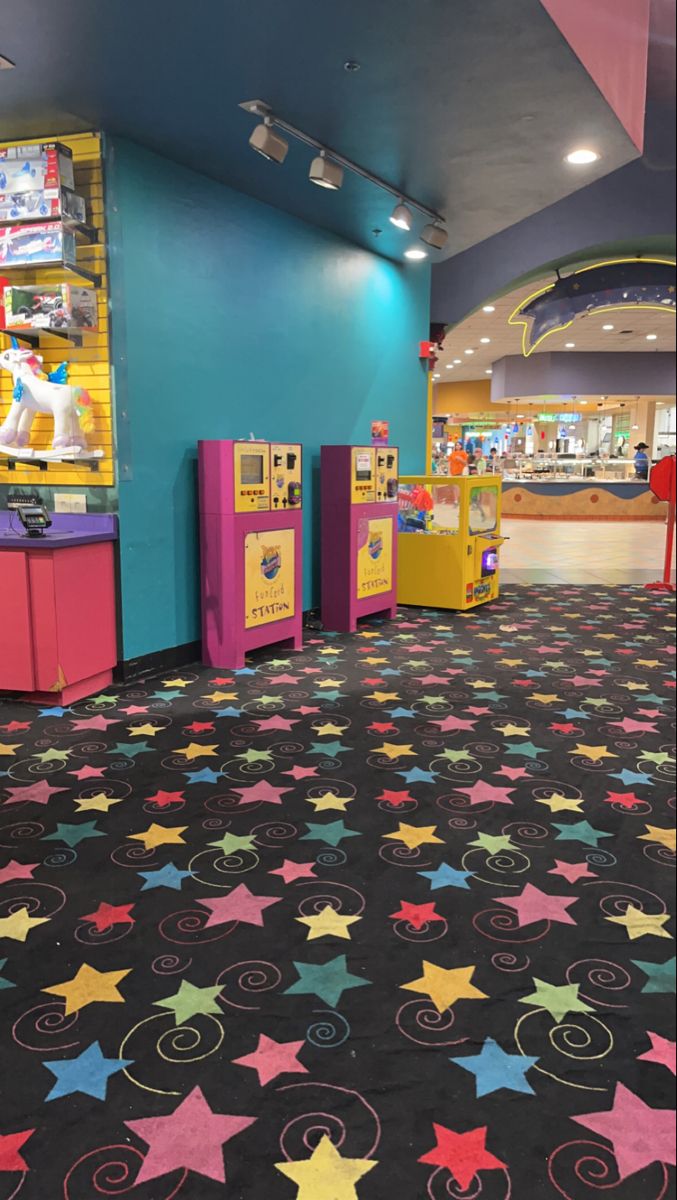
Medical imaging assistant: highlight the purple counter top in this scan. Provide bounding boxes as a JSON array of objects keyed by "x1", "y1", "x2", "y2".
[{"x1": 0, "y1": 511, "x2": 118, "y2": 549}]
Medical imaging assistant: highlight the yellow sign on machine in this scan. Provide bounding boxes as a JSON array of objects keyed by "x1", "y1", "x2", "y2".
[
  {"x1": 397, "y1": 475, "x2": 504, "y2": 610},
  {"x1": 356, "y1": 516, "x2": 393, "y2": 599},
  {"x1": 244, "y1": 528, "x2": 296, "y2": 628}
]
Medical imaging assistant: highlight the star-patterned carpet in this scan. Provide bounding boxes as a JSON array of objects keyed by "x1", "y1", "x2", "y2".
[{"x1": 0, "y1": 584, "x2": 675, "y2": 1199}]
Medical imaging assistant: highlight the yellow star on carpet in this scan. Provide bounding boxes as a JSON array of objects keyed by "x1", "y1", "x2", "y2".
[
  {"x1": 374, "y1": 743, "x2": 416, "y2": 760},
  {"x1": 128, "y1": 723, "x2": 162, "y2": 737},
  {"x1": 401, "y1": 961, "x2": 487, "y2": 1014},
  {"x1": 366, "y1": 692, "x2": 400, "y2": 703},
  {"x1": 306, "y1": 793, "x2": 354, "y2": 812},
  {"x1": 276, "y1": 1134, "x2": 377, "y2": 1198},
  {"x1": 468, "y1": 679, "x2": 496, "y2": 689},
  {"x1": 314, "y1": 723, "x2": 345, "y2": 737},
  {"x1": 476, "y1": 633, "x2": 498, "y2": 640},
  {"x1": 175, "y1": 743, "x2": 219, "y2": 760},
  {"x1": 202, "y1": 691, "x2": 238, "y2": 702},
  {"x1": 358, "y1": 631, "x2": 381, "y2": 638},
  {"x1": 384, "y1": 823, "x2": 444, "y2": 851},
  {"x1": 619, "y1": 681, "x2": 648, "y2": 691},
  {"x1": 317, "y1": 647, "x2": 343, "y2": 655},
  {"x1": 639, "y1": 826, "x2": 676, "y2": 853},
  {"x1": 499, "y1": 723, "x2": 531, "y2": 737},
  {"x1": 129, "y1": 823, "x2": 187, "y2": 850},
  {"x1": 362, "y1": 657, "x2": 388, "y2": 666},
  {"x1": 498, "y1": 658, "x2": 525, "y2": 667},
  {"x1": 573, "y1": 744, "x2": 618, "y2": 762},
  {"x1": 162, "y1": 677, "x2": 192, "y2": 687},
  {"x1": 536, "y1": 793, "x2": 584, "y2": 814},
  {"x1": 0, "y1": 906, "x2": 50, "y2": 942},
  {"x1": 316, "y1": 678, "x2": 344, "y2": 688},
  {"x1": 0, "y1": 742, "x2": 21, "y2": 757},
  {"x1": 43, "y1": 963, "x2": 131, "y2": 1015},
  {"x1": 296, "y1": 905, "x2": 362, "y2": 941},
  {"x1": 596, "y1": 633, "x2": 617, "y2": 640},
  {"x1": 529, "y1": 693, "x2": 561, "y2": 705},
  {"x1": 606, "y1": 904, "x2": 673, "y2": 942},
  {"x1": 73, "y1": 793, "x2": 124, "y2": 813},
  {"x1": 635, "y1": 659, "x2": 661, "y2": 668}
]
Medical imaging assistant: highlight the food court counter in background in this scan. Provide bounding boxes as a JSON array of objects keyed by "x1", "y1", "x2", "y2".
[{"x1": 501, "y1": 479, "x2": 663, "y2": 520}]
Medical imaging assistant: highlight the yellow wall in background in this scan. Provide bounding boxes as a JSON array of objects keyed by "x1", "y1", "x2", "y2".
[
  {"x1": 433, "y1": 379, "x2": 492, "y2": 415},
  {"x1": 0, "y1": 132, "x2": 114, "y2": 488}
]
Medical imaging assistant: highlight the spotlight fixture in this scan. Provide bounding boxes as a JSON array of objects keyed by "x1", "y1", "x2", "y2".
[
  {"x1": 404, "y1": 247, "x2": 427, "y2": 260},
  {"x1": 0, "y1": 53, "x2": 15, "y2": 69},
  {"x1": 309, "y1": 152, "x2": 344, "y2": 190},
  {"x1": 566, "y1": 148, "x2": 600, "y2": 165},
  {"x1": 390, "y1": 201, "x2": 413, "y2": 231},
  {"x1": 249, "y1": 118, "x2": 289, "y2": 164},
  {"x1": 421, "y1": 221, "x2": 448, "y2": 249},
  {"x1": 446, "y1": 364, "x2": 454, "y2": 369}
]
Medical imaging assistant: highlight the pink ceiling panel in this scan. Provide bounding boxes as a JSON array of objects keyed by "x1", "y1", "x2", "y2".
[{"x1": 539, "y1": 0, "x2": 651, "y2": 151}]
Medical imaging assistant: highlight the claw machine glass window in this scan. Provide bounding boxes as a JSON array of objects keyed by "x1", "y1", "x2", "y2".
[
  {"x1": 468, "y1": 485, "x2": 498, "y2": 535},
  {"x1": 398, "y1": 481, "x2": 461, "y2": 534}
]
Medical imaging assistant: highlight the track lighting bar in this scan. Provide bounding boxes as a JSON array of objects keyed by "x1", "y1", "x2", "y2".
[{"x1": 239, "y1": 99, "x2": 444, "y2": 224}]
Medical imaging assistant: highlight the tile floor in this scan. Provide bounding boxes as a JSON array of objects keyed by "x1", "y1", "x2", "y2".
[{"x1": 501, "y1": 519, "x2": 677, "y2": 585}]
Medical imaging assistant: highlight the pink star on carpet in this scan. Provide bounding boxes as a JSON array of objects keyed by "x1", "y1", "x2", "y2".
[
  {"x1": 417, "y1": 674, "x2": 450, "y2": 686},
  {"x1": 146, "y1": 789, "x2": 185, "y2": 808},
  {"x1": 267, "y1": 674, "x2": 300, "y2": 685},
  {"x1": 456, "y1": 780, "x2": 515, "y2": 806},
  {"x1": 254, "y1": 716, "x2": 299, "y2": 732},
  {"x1": 465, "y1": 706, "x2": 492, "y2": 716},
  {"x1": 231, "y1": 781, "x2": 293, "y2": 806},
  {"x1": 432, "y1": 715, "x2": 478, "y2": 733},
  {"x1": 638, "y1": 1032, "x2": 676, "y2": 1075},
  {"x1": 197, "y1": 884, "x2": 281, "y2": 928},
  {"x1": 118, "y1": 705, "x2": 150, "y2": 715},
  {"x1": 549, "y1": 860, "x2": 597, "y2": 884},
  {"x1": 232, "y1": 1034, "x2": 307, "y2": 1085},
  {"x1": 294, "y1": 706, "x2": 321, "y2": 715},
  {"x1": 565, "y1": 676, "x2": 602, "y2": 687},
  {"x1": 300, "y1": 667, "x2": 321, "y2": 674},
  {"x1": 268, "y1": 860, "x2": 317, "y2": 884},
  {"x1": 496, "y1": 883, "x2": 578, "y2": 928},
  {"x1": 496, "y1": 766, "x2": 530, "y2": 780},
  {"x1": 126, "y1": 1086, "x2": 255, "y2": 1185},
  {"x1": 81, "y1": 901, "x2": 135, "y2": 932},
  {"x1": 573, "y1": 1084, "x2": 676, "y2": 1182},
  {"x1": 535, "y1": 645, "x2": 561, "y2": 654},
  {"x1": 0, "y1": 860, "x2": 39, "y2": 885},
  {"x1": 609, "y1": 718, "x2": 659, "y2": 734},
  {"x1": 70, "y1": 715, "x2": 119, "y2": 732},
  {"x1": 69, "y1": 765, "x2": 107, "y2": 780},
  {"x1": 4, "y1": 780, "x2": 67, "y2": 806},
  {"x1": 283, "y1": 766, "x2": 319, "y2": 780}
]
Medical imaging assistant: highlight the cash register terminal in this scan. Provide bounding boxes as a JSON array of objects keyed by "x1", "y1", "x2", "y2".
[{"x1": 17, "y1": 505, "x2": 52, "y2": 538}]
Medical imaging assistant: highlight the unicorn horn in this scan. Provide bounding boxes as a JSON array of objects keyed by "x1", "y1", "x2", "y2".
[{"x1": 10, "y1": 336, "x2": 19, "y2": 350}]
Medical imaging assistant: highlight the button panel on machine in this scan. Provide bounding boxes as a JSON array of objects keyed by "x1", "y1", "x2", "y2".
[
  {"x1": 234, "y1": 443, "x2": 270, "y2": 513},
  {"x1": 270, "y1": 443, "x2": 303, "y2": 511},
  {"x1": 375, "y1": 447, "x2": 399, "y2": 501},
  {"x1": 351, "y1": 446, "x2": 376, "y2": 504}
]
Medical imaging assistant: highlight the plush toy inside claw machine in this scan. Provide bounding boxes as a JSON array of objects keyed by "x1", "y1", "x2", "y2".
[{"x1": 397, "y1": 475, "x2": 505, "y2": 610}]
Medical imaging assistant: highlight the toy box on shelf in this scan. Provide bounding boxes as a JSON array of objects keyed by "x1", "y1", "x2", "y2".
[
  {"x1": 0, "y1": 221, "x2": 77, "y2": 269},
  {"x1": 1, "y1": 284, "x2": 98, "y2": 332},
  {"x1": 0, "y1": 142, "x2": 80, "y2": 217},
  {"x1": 0, "y1": 186, "x2": 86, "y2": 224}
]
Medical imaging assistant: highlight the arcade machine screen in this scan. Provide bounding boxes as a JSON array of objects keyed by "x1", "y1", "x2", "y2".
[{"x1": 240, "y1": 454, "x2": 265, "y2": 485}]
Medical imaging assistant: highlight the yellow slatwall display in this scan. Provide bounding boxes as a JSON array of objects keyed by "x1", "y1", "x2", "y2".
[{"x1": 0, "y1": 132, "x2": 114, "y2": 487}]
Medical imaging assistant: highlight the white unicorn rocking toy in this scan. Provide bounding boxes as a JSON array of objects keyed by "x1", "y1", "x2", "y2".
[{"x1": 0, "y1": 338, "x2": 96, "y2": 459}]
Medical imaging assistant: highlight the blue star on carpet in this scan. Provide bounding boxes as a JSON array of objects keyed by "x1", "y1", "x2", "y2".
[
  {"x1": 450, "y1": 1037, "x2": 538, "y2": 1097},
  {"x1": 43, "y1": 1041, "x2": 132, "y2": 1102}
]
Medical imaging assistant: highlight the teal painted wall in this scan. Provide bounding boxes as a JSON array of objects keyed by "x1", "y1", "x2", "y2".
[{"x1": 107, "y1": 138, "x2": 429, "y2": 662}]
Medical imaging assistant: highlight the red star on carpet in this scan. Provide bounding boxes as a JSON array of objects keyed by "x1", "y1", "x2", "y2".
[
  {"x1": 184, "y1": 721, "x2": 215, "y2": 734},
  {"x1": 419, "y1": 1124, "x2": 506, "y2": 1191},
  {"x1": 390, "y1": 901, "x2": 444, "y2": 931},
  {"x1": 369, "y1": 722, "x2": 398, "y2": 734},
  {"x1": 548, "y1": 860, "x2": 597, "y2": 884},
  {"x1": 145, "y1": 789, "x2": 186, "y2": 808},
  {"x1": 550, "y1": 722, "x2": 580, "y2": 735},
  {"x1": 377, "y1": 789, "x2": 415, "y2": 807},
  {"x1": 0, "y1": 721, "x2": 31, "y2": 733},
  {"x1": 362, "y1": 677, "x2": 385, "y2": 686},
  {"x1": 0, "y1": 1128, "x2": 35, "y2": 1173},
  {"x1": 69, "y1": 765, "x2": 107, "y2": 781},
  {"x1": 126, "y1": 1086, "x2": 255, "y2": 1185},
  {"x1": 210, "y1": 677, "x2": 234, "y2": 685},
  {"x1": 573, "y1": 1084, "x2": 676, "y2": 1182},
  {"x1": 496, "y1": 883, "x2": 578, "y2": 927},
  {"x1": 232, "y1": 1034, "x2": 308, "y2": 1086},
  {"x1": 80, "y1": 902, "x2": 136, "y2": 932},
  {"x1": 604, "y1": 791, "x2": 644, "y2": 809},
  {"x1": 268, "y1": 860, "x2": 318, "y2": 884}
]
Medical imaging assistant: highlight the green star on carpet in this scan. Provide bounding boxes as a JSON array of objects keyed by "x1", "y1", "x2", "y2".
[
  {"x1": 208, "y1": 832, "x2": 257, "y2": 854},
  {"x1": 43, "y1": 821, "x2": 105, "y2": 848},
  {"x1": 43, "y1": 1041, "x2": 132, "y2": 1102},
  {"x1": 109, "y1": 741, "x2": 153, "y2": 758},
  {"x1": 301, "y1": 821, "x2": 360, "y2": 847},
  {"x1": 632, "y1": 958, "x2": 676, "y2": 993},
  {"x1": 257, "y1": 695, "x2": 284, "y2": 706},
  {"x1": 439, "y1": 748, "x2": 476, "y2": 764},
  {"x1": 519, "y1": 978, "x2": 594, "y2": 1022},
  {"x1": 236, "y1": 749, "x2": 274, "y2": 764},
  {"x1": 32, "y1": 747, "x2": 71, "y2": 763},
  {"x1": 308, "y1": 741, "x2": 350, "y2": 757},
  {"x1": 90, "y1": 694, "x2": 118, "y2": 707},
  {"x1": 553, "y1": 820, "x2": 613, "y2": 847},
  {"x1": 639, "y1": 750, "x2": 674, "y2": 767},
  {"x1": 505, "y1": 741, "x2": 550, "y2": 759},
  {"x1": 421, "y1": 695, "x2": 447, "y2": 706},
  {"x1": 470, "y1": 833, "x2": 516, "y2": 854},
  {"x1": 154, "y1": 979, "x2": 224, "y2": 1025},
  {"x1": 285, "y1": 955, "x2": 370, "y2": 1006},
  {"x1": 0, "y1": 958, "x2": 15, "y2": 990}
]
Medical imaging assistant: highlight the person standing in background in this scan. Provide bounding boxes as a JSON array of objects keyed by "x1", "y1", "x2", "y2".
[
  {"x1": 449, "y1": 440, "x2": 468, "y2": 476},
  {"x1": 633, "y1": 442, "x2": 650, "y2": 480},
  {"x1": 469, "y1": 446, "x2": 487, "y2": 475}
]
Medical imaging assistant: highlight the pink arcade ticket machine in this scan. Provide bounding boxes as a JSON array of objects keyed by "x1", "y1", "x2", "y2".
[
  {"x1": 199, "y1": 439, "x2": 303, "y2": 667},
  {"x1": 321, "y1": 444, "x2": 399, "y2": 632}
]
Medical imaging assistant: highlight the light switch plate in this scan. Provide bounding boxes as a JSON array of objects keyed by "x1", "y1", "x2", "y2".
[{"x1": 54, "y1": 494, "x2": 87, "y2": 514}]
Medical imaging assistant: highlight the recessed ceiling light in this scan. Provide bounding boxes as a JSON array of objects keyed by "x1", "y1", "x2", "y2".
[
  {"x1": 446, "y1": 364, "x2": 454, "y2": 369},
  {"x1": 432, "y1": 373, "x2": 441, "y2": 380},
  {"x1": 565, "y1": 342, "x2": 576, "y2": 348},
  {"x1": 480, "y1": 337, "x2": 491, "y2": 344},
  {"x1": 404, "y1": 247, "x2": 427, "y2": 260},
  {"x1": 453, "y1": 359, "x2": 462, "y2": 364},
  {"x1": 632, "y1": 424, "x2": 640, "y2": 430},
  {"x1": 566, "y1": 148, "x2": 600, "y2": 165},
  {"x1": 580, "y1": 399, "x2": 588, "y2": 404},
  {"x1": 390, "y1": 201, "x2": 413, "y2": 231},
  {"x1": 485, "y1": 369, "x2": 493, "y2": 375},
  {"x1": 464, "y1": 349, "x2": 474, "y2": 355},
  {"x1": 602, "y1": 324, "x2": 614, "y2": 331},
  {"x1": 482, "y1": 305, "x2": 496, "y2": 313},
  {"x1": 646, "y1": 333, "x2": 658, "y2": 340}
]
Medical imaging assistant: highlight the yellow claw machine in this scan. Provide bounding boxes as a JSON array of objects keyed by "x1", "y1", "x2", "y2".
[{"x1": 397, "y1": 475, "x2": 504, "y2": 610}]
